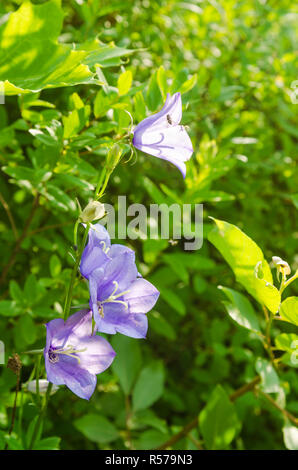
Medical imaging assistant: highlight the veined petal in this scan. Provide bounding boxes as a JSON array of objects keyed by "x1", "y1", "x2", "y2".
[
  {"x1": 98, "y1": 251, "x2": 138, "y2": 300},
  {"x1": 96, "y1": 303, "x2": 148, "y2": 339},
  {"x1": 133, "y1": 122, "x2": 193, "y2": 177},
  {"x1": 76, "y1": 335, "x2": 116, "y2": 375},
  {"x1": 123, "y1": 278, "x2": 159, "y2": 314}
]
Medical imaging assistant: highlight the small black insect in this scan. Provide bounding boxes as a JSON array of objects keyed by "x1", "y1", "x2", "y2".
[{"x1": 166, "y1": 114, "x2": 173, "y2": 125}]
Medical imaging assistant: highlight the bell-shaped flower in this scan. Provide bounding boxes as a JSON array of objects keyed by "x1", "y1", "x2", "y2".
[
  {"x1": 44, "y1": 310, "x2": 115, "y2": 400},
  {"x1": 80, "y1": 224, "x2": 160, "y2": 339},
  {"x1": 132, "y1": 92, "x2": 193, "y2": 177}
]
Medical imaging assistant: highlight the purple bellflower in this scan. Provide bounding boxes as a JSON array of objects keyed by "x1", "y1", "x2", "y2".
[
  {"x1": 44, "y1": 310, "x2": 116, "y2": 400},
  {"x1": 132, "y1": 92, "x2": 193, "y2": 177},
  {"x1": 80, "y1": 224, "x2": 160, "y2": 339}
]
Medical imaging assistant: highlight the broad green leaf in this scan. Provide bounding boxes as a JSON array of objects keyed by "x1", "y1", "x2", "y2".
[
  {"x1": 163, "y1": 253, "x2": 189, "y2": 284},
  {"x1": 208, "y1": 218, "x2": 281, "y2": 313},
  {"x1": 74, "y1": 414, "x2": 118, "y2": 444},
  {"x1": 33, "y1": 437, "x2": 61, "y2": 450},
  {"x1": 157, "y1": 65, "x2": 168, "y2": 99},
  {"x1": 179, "y1": 73, "x2": 198, "y2": 95},
  {"x1": 199, "y1": 385, "x2": 240, "y2": 449},
  {"x1": 255, "y1": 358, "x2": 280, "y2": 393},
  {"x1": 275, "y1": 333, "x2": 298, "y2": 353},
  {"x1": 149, "y1": 311, "x2": 177, "y2": 341},
  {"x1": 275, "y1": 334, "x2": 298, "y2": 368},
  {"x1": 147, "y1": 71, "x2": 162, "y2": 111},
  {"x1": 0, "y1": 300, "x2": 21, "y2": 317},
  {"x1": 9, "y1": 281, "x2": 23, "y2": 303},
  {"x1": 134, "y1": 91, "x2": 147, "y2": 122},
  {"x1": 135, "y1": 429, "x2": 169, "y2": 450},
  {"x1": 132, "y1": 361, "x2": 164, "y2": 412},
  {"x1": 111, "y1": 335, "x2": 142, "y2": 395},
  {"x1": 280, "y1": 297, "x2": 298, "y2": 326},
  {"x1": 19, "y1": 315, "x2": 38, "y2": 345},
  {"x1": 49, "y1": 254, "x2": 62, "y2": 278},
  {"x1": 117, "y1": 70, "x2": 133, "y2": 96},
  {"x1": 219, "y1": 286, "x2": 262, "y2": 334},
  {"x1": 159, "y1": 287, "x2": 186, "y2": 316},
  {"x1": 0, "y1": 1, "x2": 132, "y2": 95}
]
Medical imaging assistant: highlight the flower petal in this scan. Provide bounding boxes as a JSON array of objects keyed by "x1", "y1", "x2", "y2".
[
  {"x1": 133, "y1": 124, "x2": 193, "y2": 177},
  {"x1": 96, "y1": 303, "x2": 148, "y2": 339},
  {"x1": 123, "y1": 278, "x2": 159, "y2": 314}
]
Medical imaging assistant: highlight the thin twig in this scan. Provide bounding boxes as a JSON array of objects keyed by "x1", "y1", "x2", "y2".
[
  {"x1": 156, "y1": 376, "x2": 261, "y2": 450},
  {"x1": 0, "y1": 191, "x2": 19, "y2": 239},
  {"x1": 258, "y1": 390, "x2": 298, "y2": 427},
  {"x1": 0, "y1": 194, "x2": 40, "y2": 286}
]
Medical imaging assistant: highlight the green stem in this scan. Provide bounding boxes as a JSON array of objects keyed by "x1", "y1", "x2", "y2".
[
  {"x1": 63, "y1": 223, "x2": 90, "y2": 321},
  {"x1": 96, "y1": 170, "x2": 112, "y2": 200},
  {"x1": 28, "y1": 382, "x2": 53, "y2": 450},
  {"x1": 95, "y1": 167, "x2": 107, "y2": 197},
  {"x1": 35, "y1": 355, "x2": 41, "y2": 408},
  {"x1": 280, "y1": 269, "x2": 298, "y2": 295}
]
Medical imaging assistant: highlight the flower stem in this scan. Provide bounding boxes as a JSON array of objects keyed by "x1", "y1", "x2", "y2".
[
  {"x1": 63, "y1": 223, "x2": 90, "y2": 321},
  {"x1": 35, "y1": 355, "x2": 41, "y2": 409},
  {"x1": 280, "y1": 269, "x2": 298, "y2": 295},
  {"x1": 28, "y1": 382, "x2": 53, "y2": 450},
  {"x1": 95, "y1": 170, "x2": 112, "y2": 200}
]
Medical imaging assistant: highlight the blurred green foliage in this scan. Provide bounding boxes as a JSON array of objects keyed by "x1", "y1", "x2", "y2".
[{"x1": 0, "y1": 0, "x2": 297, "y2": 450}]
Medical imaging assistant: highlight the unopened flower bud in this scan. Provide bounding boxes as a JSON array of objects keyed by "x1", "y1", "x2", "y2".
[
  {"x1": 79, "y1": 201, "x2": 105, "y2": 223},
  {"x1": 106, "y1": 143, "x2": 122, "y2": 172},
  {"x1": 26, "y1": 379, "x2": 59, "y2": 395},
  {"x1": 272, "y1": 256, "x2": 291, "y2": 279}
]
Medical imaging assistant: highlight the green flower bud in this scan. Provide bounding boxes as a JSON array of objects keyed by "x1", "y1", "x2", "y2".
[
  {"x1": 79, "y1": 201, "x2": 105, "y2": 223},
  {"x1": 106, "y1": 143, "x2": 122, "y2": 172}
]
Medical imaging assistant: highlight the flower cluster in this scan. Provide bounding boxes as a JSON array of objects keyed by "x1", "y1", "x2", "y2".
[
  {"x1": 45, "y1": 225, "x2": 159, "y2": 399},
  {"x1": 44, "y1": 92, "x2": 191, "y2": 400},
  {"x1": 80, "y1": 224, "x2": 160, "y2": 338}
]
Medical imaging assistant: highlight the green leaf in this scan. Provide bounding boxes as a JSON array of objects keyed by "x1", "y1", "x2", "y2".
[
  {"x1": 24, "y1": 274, "x2": 38, "y2": 305},
  {"x1": 33, "y1": 437, "x2": 61, "y2": 450},
  {"x1": 19, "y1": 315, "x2": 38, "y2": 345},
  {"x1": 208, "y1": 218, "x2": 281, "y2": 313},
  {"x1": 163, "y1": 253, "x2": 189, "y2": 284},
  {"x1": 0, "y1": 300, "x2": 21, "y2": 317},
  {"x1": 159, "y1": 287, "x2": 186, "y2": 316},
  {"x1": 111, "y1": 335, "x2": 142, "y2": 395},
  {"x1": 147, "y1": 71, "x2": 162, "y2": 111},
  {"x1": 132, "y1": 361, "x2": 164, "y2": 412},
  {"x1": 179, "y1": 73, "x2": 198, "y2": 95},
  {"x1": 199, "y1": 385, "x2": 240, "y2": 449},
  {"x1": 255, "y1": 358, "x2": 280, "y2": 393},
  {"x1": 0, "y1": 2, "x2": 132, "y2": 95},
  {"x1": 49, "y1": 254, "x2": 62, "y2": 278},
  {"x1": 280, "y1": 297, "x2": 298, "y2": 326},
  {"x1": 133, "y1": 91, "x2": 147, "y2": 122},
  {"x1": 9, "y1": 280, "x2": 23, "y2": 303},
  {"x1": 149, "y1": 311, "x2": 177, "y2": 341},
  {"x1": 275, "y1": 333, "x2": 298, "y2": 353},
  {"x1": 74, "y1": 414, "x2": 118, "y2": 444},
  {"x1": 156, "y1": 65, "x2": 168, "y2": 99},
  {"x1": 117, "y1": 70, "x2": 133, "y2": 96},
  {"x1": 219, "y1": 286, "x2": 262, "y2": 334},
  {"x1": 135, "y1": 429, "x2": 169, "y2": 450}
]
